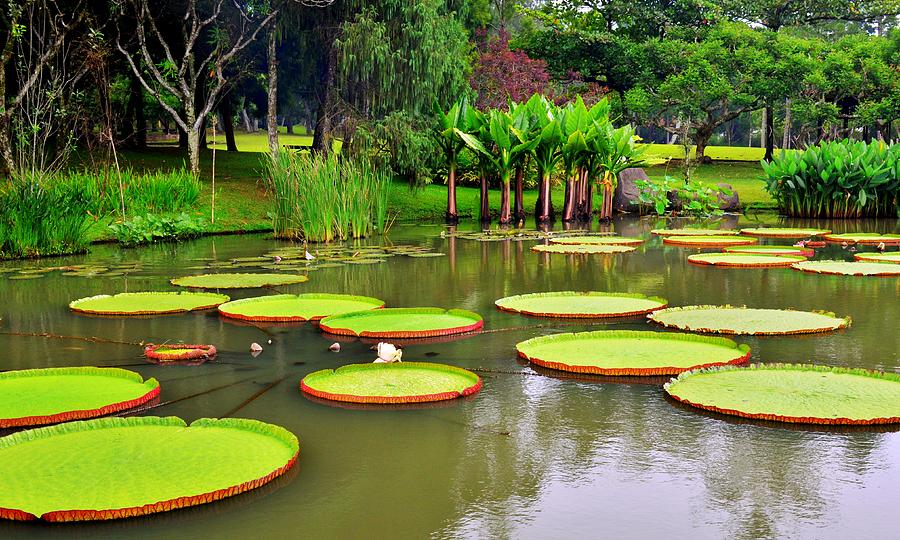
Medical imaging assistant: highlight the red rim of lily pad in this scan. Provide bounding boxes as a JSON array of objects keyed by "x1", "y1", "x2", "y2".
[
  {"x1": 0, "y1": 367, "x2": 159, "y2": 429},
  {"x1": 0, "y1": 417, "x2": 299, "y2": 522},
  {"x1": 300, "y1": 362, "x2": 482, "y2": 404},
  {"x1": 687, "y1": 253, "x2": 807, "y2": 268},
  {"x1": 791, "y1": 260, "x2": 900, "y2": 277},
  {"x1": 739, "y1": 228, "x2": 831, "y2": 238},
  {"x1": 663, "y1": 236, "x2": 758, "y2": 248},
  {"x1": 144, "y1": 344, "x2": 217, "y2": 362},
  {"x1": 723, "y1": 245, "x2": 815, "y2": 257},
  {"x1": 822, "y1": 233, "x2": 900, "y2": 245},
  {"x1": 318, "y1": 308, "x2": 483, "y2": 338}
]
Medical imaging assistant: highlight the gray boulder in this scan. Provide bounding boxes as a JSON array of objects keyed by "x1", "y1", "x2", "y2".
[
  {"x1": 614, "y1": 168, "x2": 648, "y2": 213},
  {"x1": 716, "y1": 183, "x2": 741, "y2": 212}
]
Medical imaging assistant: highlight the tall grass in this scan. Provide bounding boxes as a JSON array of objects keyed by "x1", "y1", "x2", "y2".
[
  {"x1": 762, "y1": 140, "x2": 899, "y2": 218},
  {"x1": 64, "y1": 167, "x2": 201, "y2": 216},
  {"x1": 0, "y1": 176, "x2": 93, "y2": 258},
  {"x1": 265, "y1": 152, "x2": 391, "y2": 242}
]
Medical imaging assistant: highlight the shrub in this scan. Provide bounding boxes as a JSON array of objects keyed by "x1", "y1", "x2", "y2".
[
  {"x1": 761, "y1": 140, "x2": 899, "y2": 218},
  {"x1": 0, "y1": 177, "x2": 93, "y2": 259},
  {"x1": 265, "y1": 152, "x2": 390, "y2": 242},
  {"x1": 108, "y1": 213, "x2": 207, "y2": 246},
  {"x1": 634, "y1": 176, "x2": 728, "y2": 217}
]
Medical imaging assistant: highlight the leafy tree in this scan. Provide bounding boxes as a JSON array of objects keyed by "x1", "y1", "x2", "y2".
[{"x1": 470, "y1": 29, "x2": 552, "y2": 110}]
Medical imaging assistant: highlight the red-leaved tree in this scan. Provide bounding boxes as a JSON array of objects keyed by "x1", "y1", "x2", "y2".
[{"x1": 470, "y1": 29, "x2": 551, "y2": 110}]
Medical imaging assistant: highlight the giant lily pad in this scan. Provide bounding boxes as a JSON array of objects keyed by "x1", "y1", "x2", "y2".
[
  {"x1": 663, "y1": 235, "x2": 758, "y2": 248},
  {"x1": 218, "y1": 293, "x2": 385, "y2": 322},
  {"x1": 0, "y1": 367, "x2": 159, "y2": 428},
  {"x1": 0, "y1": 416, "x2": 298, "y2": 521},
  {"x1": 69, "y1": 292, "x2": 229, "y2": 316},
  {"x1": 739, "y1": 228, "x2": 831, "y2": 238},
  {"x1": 171, "y1": 273, "x2": 309, "y2": 289},
  {"x1": 791, "y1": 260, "x2": 900, "y2": 276},
  {"x1": 319, "y1": 307, "x2": 483, "y2": 338},
  {"x1": 531, "y1": 244, "x2": 635, "y2": 255},
  {"x1": 495, "y1": 291, "x2": 667, "y2": 318},
  {"x1": 854, "y1": 252, "x2": 900, "y2": 264},
  {"x1": 648, "y1": 305, "x2": 850, "y2": 335},
  {"x1": 516, "y1": 330, "x2": 750, "y2": 376},
  {"x1": 687, "y1": 253, "x2": 806, "y2": 267},
  {"x1": 664, "y1": 364, "x2": 900, "y2": 425},
  {"x1": 822, "y1": 233, "x2": 900, "y2": 245},
  {"x1": 651, "y1": 229, "x2": 739, "y2": 236},
  {"x1": 301, "y1": 362, "x2": 482, "y2": 404},
  {"x1": 549, "y1": 236, "x2": 644, "y2": 247},
  {"x1": 723, "y1": 245, "x2": 814, "y2": 257}
]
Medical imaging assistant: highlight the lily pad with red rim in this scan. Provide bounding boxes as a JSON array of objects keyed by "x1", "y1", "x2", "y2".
[
  {"x1": 301, "y1": 362, "x2": 481, "y2": 404},
  {"x1": 516, "y1": 330, "x2": 750, "y2": 376},
  {"x1": 548, "y1": 236, "x2": 644, "y2": 247},
  {"x1": 723, "y1": 245, "x2": 815, "y2": 257},
  {"x1": 217, "y1": 293, "x2": 385, "y2": 322},
  {"x1": 854, "y1": 252, "x2": 900, "y2": 264},
  {"x1": 650, "y1": 229, "x2": 739, "y2": 236},
  {"x1": 531, "y1": 244, "x2": 635, "y2": 255},
  {"x1": 663, "y1": 235, "x2": 758, "y2": 248},
  {"x1": 0, "y1": 416, "x2": 299, "y2": 521},
  {"x1": 170, "y1": 273, "x2": 309, "y2": 289},
  {"x1": 319, "y1": 307, "x2": 483, "y2": 338},
  {"x1": 687, "y1": 253, "x2": 806, "y2": 267},
  {"x1": 739, "y1": 228, "x2": 831, "y2": 238},
  {"x1": 822, "y1": 233, "x2": 900, "y2": 245},
  {"x1": 0, "y1": 367, "x2": 159, "y2": 428},
  {"x1": 664, "y1": 364, "x2": 900, "y2": 425},
  {"x1": 791, "y1": 260, "x2": 900, "y2": 276},
  {"x1": 495, "y1": 291, "x2": 667, "y2": 318},
  {"x1": 69, "y1": 292, "x2": 230, "y2": 316},
  {"x1": 144, "y1": 344, "x2": 217, "y2": 363},
  {"x1": 648, "y1": 305, "x2": 850, "y2": 335}
]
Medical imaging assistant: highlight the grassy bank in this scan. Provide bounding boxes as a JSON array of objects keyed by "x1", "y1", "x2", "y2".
[{"x1": 73, "y1": 142, "x2": 772, "y2": 242}]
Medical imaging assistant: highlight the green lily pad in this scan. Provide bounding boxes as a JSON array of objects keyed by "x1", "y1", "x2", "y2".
[
  {"x1": 0, "y1": 367, "x2": 159, "y2": 428},
  {"x1": 648, "y1": 305, "x2": 850, "y2": 335},
  {"x1": 517, "y1": 330, "x2": 750, "y2": 376},
  {"x1": 651, "y1": 229, "x2": 739, "y2": 236},
  {"x1": 531, "y1": 244, "x2": 635, "y2": 255},
  {"x1": 687, "y1": 253, "x2": 806, "y2": 267},
  {"x1": 495, "y1": 291, "x2": 667, "y2": 318},
  {"x1": 301, "y1": 362, "x2": 481, "y2": 404},
  {"x1": 549, "y1": 236, "x2": 644, "y2": 247},
  {"x1": 171, "y1": 273, "x2": 309, "y2": 289},
  {"x1": 70, "y1": 292, "x2": 230, "y2": 316},
  {"x1": 407, "y1": 252, "x2": 445, "y2": 258},
  {"x1": 723, "y1": 245, "x2": 814, "y2": 257},
  {"x1": 854, "y1": 252, "x2": 900, "y2": 264},
  {"x1": 739, "y1": 228, "x2": 831, "y2": 238},
  {"x1": 0, "y1": 416, "x2": 298, "y2": 521},
  {"x1": 218, "y1": 293, "x2": 385, "y2": 322},
  {"x1": 791, "y1": 260, "x2": 900, "y2": 276},
  {"x1": 319, "y1": 307, "x2": 483, "y2": 338},
  {"x1": 663, "y1": 235, "x2": 758, "y2": 247},
  {"x1": 823, "y1": 233, "x2": 900, "y2": 245},
  {"x1": 665, "y1": 364, "x2": 900, "y2": 425}
]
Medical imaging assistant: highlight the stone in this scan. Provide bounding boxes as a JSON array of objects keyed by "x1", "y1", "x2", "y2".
[
  {"x1": 614, "y1": 168, "x2": 648, "y2": 213},
  {"x1": 716, "y1": 183, "x2": 741, "y2": 212}
]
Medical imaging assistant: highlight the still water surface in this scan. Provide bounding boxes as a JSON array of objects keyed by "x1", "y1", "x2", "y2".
[{"x1": 0, "y1": 215, "x2": 898, "y2": 539}]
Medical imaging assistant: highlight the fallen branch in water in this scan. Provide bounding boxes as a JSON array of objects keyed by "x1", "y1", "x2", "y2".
[{"x1": 0, "y1": 330, "x2": 144, "y2": 346}]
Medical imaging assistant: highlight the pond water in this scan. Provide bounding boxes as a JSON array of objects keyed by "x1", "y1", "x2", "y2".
[{"x1": 0, "y1": 215, "x2": 898, "y2": 539}]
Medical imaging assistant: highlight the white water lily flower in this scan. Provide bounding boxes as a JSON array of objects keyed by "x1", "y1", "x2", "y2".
[{"x1": 375, "y1": 342, "x2": 402, "y2": 363}]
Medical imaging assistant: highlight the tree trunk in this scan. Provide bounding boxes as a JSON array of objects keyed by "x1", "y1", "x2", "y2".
[
  {"x1": 513, "y1": 165, "x2": 524, "y2": 222},
  {"x1": 0, "y1": 114, "x2": 13, "y2": 177},
  {"x1": 479, "y1": 174, "x2": 490, "y2": 223},
  {"x1": 267, "y1": 28, "x2": 279, "y2": 161},
  {"x1": 187, "y1": 129, "x2": 201, "y2": 176},
  {"x1": 241, "y1": 109, "x2": 253, "y2": 132},
  {"x1": 446, "y1": 163, "x2": 458, "y2": 223},
  {"x1": 219, "y1": 95, "x2": 237, "y2": 152},
  {"x1": 536, "y1": 171, "x2": 553, "y2": 222},
  {"x1": 562, "y1": 176, "x2": 576, "y2": 222},
  {"x1": 585, "y1": 176, "x2": 594, "y2": 220},
  {"x1": 694, "y1": 128, "x2": 713, "y2": 164},
  {"x1": 499, "y1": 174, "x2": 512, "y2": 225},
  {"x1": 313, "y1": 34, "x2": 338, "y2": 154},
  {"x1": 782, "y1": 98, "x2": 792, "y2": 150},
  {"x1": 764, "y1": 104, "x2": 774, "y2": 162}
]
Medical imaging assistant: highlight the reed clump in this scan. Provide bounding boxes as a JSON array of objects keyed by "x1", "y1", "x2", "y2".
[{"x1": 265, "y1": 152, "x2": 390, "y2": 242}]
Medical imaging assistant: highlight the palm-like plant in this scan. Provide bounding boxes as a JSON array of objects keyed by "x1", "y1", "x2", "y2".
[
  {"x1": 558, "y1": 98, "x2": 591, "y2": 222},
  {"x1": 433, "y1": 97, "x2": 474, "y2": 223},
  {"x1": 590, "y1": 122, "x2": 645, "y2": 221},
  {"x1": 523, "y1": 94, "x2": 563, "y2": 223}
]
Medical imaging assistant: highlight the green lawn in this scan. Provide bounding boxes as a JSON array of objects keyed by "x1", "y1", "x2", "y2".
[{"x1": 96, "y1": 138, "x2": 772, "y2": 240}]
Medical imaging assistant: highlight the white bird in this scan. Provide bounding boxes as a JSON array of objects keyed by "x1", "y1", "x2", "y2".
[
  {"x1": 305, "y1": 250, "x2": 315, "y2": 261},
  {"x1": 374, "y1": 342, "x2": 402, "y2": 363},
  {"x1": 877, "y1": 242, "x2": 886, "y2": 252},
  {"x1": 250, "y1": 342, "x2": 263, "y2": 352}
]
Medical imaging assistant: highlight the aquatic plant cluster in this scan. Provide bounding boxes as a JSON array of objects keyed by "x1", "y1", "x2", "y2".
[
  {"x1": 265, "y1": 152, "x2": 390, "y2": 242},
  {"x1": 761, "y1": 139, "x2": 899, "y2": 218}
]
